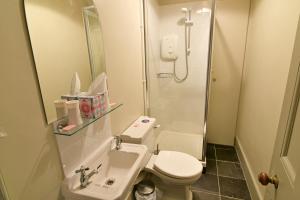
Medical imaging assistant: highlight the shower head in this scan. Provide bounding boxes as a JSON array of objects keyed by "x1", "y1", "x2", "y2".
[
  {"x1": 196, "y1": 8, "x2": 211, "y2": 14},
  {"x1": 181, "y1": 8, "x2": 192, "y2": 22},
  {"x1": 181, "y1": 8, "x2": 188, "y2": 13}
]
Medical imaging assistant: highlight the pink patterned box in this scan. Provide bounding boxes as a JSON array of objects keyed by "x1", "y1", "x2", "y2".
[
  {"x1": 97, "y1": 92, "x2": 107, "y2": 113},
  {"x1": 78, "y1": 93, "x2": 106, "y2": 119}
]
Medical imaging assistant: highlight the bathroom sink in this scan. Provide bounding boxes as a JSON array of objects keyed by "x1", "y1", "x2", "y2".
[{"x1": 62, "y1": 138, "x2": 148, "y2": 200}]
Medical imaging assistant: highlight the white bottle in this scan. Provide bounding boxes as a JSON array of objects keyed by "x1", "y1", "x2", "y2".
[
  {"x1": 54, "y1": 99, "x2": 68, "y2": 120},
  {"x1": 70, "y1": 72, "x2": 81, "y2": 95},
  {"x1": 66, "y1": 100, "x2": 83, "y2": 126}
]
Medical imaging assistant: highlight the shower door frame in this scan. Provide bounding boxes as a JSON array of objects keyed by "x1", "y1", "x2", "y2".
[{"x1": 141, "y1": 0, "x2": 216, "y2": 162}]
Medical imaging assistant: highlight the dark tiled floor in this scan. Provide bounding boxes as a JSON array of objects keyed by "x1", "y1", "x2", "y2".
[
  {"x1": 192, "y1": 144, "x2": 252, "y2": 200},
  {"x1": 193, "y1": 191, "x2": 220, "y2": 200},
  {"x1": 206, "y1": 159, "x2": 217, "y2": 175},
  {"x1": 216, "y1": 148, "x2": 239, "y2": 162},
  {"x1": 192, "y1": 174, "x2": 219, "y2": 194},
  {"x1": 217, "y1": 161, "x2": 244, "y2": 179}
]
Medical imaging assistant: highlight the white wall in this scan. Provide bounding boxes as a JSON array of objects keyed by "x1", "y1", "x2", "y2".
[
  {"x1": 0, "y1": 1, "x2": 145, "y2": 199},
  {"x1": 235, "y1": 0, "x2": 300, "y2": 198},
  {"x1": 0, "y1": 1, "x2": 63, "y2": 199},
  {"x1": 207, "y1": 0, "x2": 250, "y2": 145},
  {"x1": 94, "y1": 0, "x2": 145, "y2": 135},
  {"x1": 147, "y1": 0, "x2": 210, "y2": 134}
]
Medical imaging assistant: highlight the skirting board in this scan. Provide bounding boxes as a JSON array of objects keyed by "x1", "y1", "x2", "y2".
[{"x1": 235, "y1": 137, "x2": 263, "y2": 200}]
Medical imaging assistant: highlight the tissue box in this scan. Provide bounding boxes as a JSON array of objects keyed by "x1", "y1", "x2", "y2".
[
  {"x1": 78, "y1": 96, "x2": 99, "y2": 119},
  {"x1": 98, "y1": 92, "x2": 107, "y2": 113},
  {"x1": 61, "y1": 95, "x2": 78, "y2": 101},
  {"x1": 78, "y1": 93, "x2": 107, "y2": 118}
]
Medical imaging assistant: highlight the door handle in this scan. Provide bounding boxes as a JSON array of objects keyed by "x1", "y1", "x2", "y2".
[{"x1": 258, "y1": 172, "x2": 279, "y2": 189}]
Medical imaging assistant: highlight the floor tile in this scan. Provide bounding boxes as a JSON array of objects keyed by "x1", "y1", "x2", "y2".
[
  {"x1": 207, "y1": 144, "x2": 216, "y2": 159},
  {"x1": 216, "y1": 148, "x2": 239, "y2": 162},
  {"x1": 193, "y1": 191, "x2": 220, "y2": 200},
  {"x1": 219, "y1": 176, "x2": 251, "y2": 200},
  {"x1": 192, "y1": 174, "x2": 219, "y2": 194},
  {"x1": 206, "y1": 159, "x2": 217, "y2": 175},
  {"x1": 217, "y1": 161, "x2": 244, "y2": 179},
  {"x1": 215, "y1": 144, "x2": 235, "y2": 150},
  {"x1": 221, "y1": 196, "x2": 241, "y2": 200}
]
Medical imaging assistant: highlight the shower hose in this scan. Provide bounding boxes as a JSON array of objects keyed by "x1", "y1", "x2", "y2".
[{"x1": 173, "y1": 21, "x2": 191, "y2": 83}]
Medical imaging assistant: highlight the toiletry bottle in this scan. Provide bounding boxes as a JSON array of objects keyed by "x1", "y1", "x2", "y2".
[
  {"x1": 54, "y1": 99, "x2": 68, "y2": 119},
  {"x1": 66, "y1": 100, "x2": 83, "y2": 126},
  {"x1": 70, "y1": 72, "x2": 81, "y2": 95}
]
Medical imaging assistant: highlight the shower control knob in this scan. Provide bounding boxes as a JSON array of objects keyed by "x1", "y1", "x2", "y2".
[
  {"x1": 154, "y1": 124, "x2": 161, "y2": 129},
  {"x1": 258, "y1": 172, "x2": 279, "y2": 189}
]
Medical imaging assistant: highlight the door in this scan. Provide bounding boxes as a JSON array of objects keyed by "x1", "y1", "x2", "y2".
[{"x1": 259, "y1": 18, "x2": 300, "y2": 200}]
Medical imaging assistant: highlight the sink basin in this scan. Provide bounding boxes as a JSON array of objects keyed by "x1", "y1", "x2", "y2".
[{"x1": 62, "y1": 137, "x2": 147, "y2": 200}]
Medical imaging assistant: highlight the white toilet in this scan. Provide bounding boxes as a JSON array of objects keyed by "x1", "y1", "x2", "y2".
[{"x1": 121, "y1": 116, "x2": 203, "y2": 200}]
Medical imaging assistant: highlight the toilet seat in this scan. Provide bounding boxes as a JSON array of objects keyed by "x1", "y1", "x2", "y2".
[
  {"x1": 154, "y1": 151, "x2": 203, "y2": 179},
  {"x1": 145, "y1": 151, "x2": 203, "y2": 185}
]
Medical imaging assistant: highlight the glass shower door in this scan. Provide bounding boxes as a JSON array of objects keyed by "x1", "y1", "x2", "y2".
[{"x1": 144, "y1": 0, "x2": 214, "y2": 160}]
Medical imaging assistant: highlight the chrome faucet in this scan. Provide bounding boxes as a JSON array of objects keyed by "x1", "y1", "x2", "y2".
[
  {"x1": 75, "y1": 166, "x2": 98, "y2": 188},
  {"x1": 113, "y1": 136, "x2": 122, "y2": 150}
]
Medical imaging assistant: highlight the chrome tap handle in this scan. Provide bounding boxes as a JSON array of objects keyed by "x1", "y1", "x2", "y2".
[
  {"x1": 75, "y1": 166, "x2": 89, "y2": 174},
  {"x1": 114, "y1": 136, "x2": 121, "y2": 142},
  {"x1": 113, "y1": 136, "x2": 122, "y2": 150},
  {"x1": 154, "y1": 144, "x2": 160, "y2": 155}
]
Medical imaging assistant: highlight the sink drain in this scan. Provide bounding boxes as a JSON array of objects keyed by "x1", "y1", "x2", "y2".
[{"x1": 105, "y1": 178, "x2": 116, "y2": 186}]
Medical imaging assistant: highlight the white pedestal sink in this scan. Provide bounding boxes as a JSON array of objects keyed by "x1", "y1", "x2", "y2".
[{"x1": 61, "y1": 138, "x2": 148, "y2": 200}]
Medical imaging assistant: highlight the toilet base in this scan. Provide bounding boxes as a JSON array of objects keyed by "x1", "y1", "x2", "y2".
[
  {"x1": 185, "y1": 186, "x2": 193, "y2": 200},
  {"x1": 202, "y1": 167, "x2": 207, "y2": 174},
  {"x1": 148, "y1": 174, "x2": 193, "y2": 200}
]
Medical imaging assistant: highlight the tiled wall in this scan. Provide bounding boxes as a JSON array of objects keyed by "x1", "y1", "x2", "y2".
[{"x1": 147, "y1": 0, "x2": 210, "y2": 134}]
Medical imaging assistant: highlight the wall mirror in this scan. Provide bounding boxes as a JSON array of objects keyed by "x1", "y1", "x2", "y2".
[{"x1": 24, "y1": 0, "x2": 106, "y2": 124}]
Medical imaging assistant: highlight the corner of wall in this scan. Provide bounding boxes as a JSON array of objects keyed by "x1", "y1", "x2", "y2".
[
  {"x1": 235, "y1": 137, "x2": 264, "y2": 200},
  {"x1": 207, "y1": 0, "x2": 251, "y2": 146}
]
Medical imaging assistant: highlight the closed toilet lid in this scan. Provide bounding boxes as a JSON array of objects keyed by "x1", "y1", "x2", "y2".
[{"x1": 154, "y1": 151, "x2": 203, "y2": 179}]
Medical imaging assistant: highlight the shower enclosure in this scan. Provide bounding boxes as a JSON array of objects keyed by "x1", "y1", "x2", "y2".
[{"x1": 143, "y1": 0, "x2": 215, "y2": 164}]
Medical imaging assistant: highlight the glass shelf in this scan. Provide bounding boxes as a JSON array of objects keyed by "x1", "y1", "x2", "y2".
[{"x1": 53, "y1": 103, "x2": 123, "y2": 136}]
